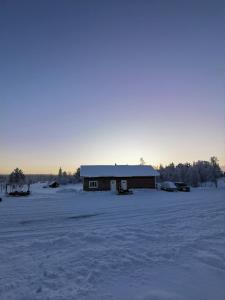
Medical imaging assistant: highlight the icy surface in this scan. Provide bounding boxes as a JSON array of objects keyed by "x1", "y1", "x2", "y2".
[{"x1": 0, "y1": 184, "x2": 225, "y2": 300}]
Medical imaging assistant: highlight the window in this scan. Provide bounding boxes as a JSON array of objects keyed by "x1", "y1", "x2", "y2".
[{"x1": 89, "y1": 180, "x2": 98, "y2": 188}]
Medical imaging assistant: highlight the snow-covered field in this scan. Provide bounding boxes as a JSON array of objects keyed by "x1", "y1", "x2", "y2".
[{"x1": 0, "y1": 183, "x2": 225, "y2": 300}]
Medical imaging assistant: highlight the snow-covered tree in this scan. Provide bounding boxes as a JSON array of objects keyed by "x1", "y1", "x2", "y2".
[
  {"x1": 158, "y1": 157, "x2": 222, "y2": 187},
  {"x1": 140, "y1": 158, "x2": 146, "y2": 165},
  {"x1": 210, "y1": 156, "x2": 222, "y2": 187}
]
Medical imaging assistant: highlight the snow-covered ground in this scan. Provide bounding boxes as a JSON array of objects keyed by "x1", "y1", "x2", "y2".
[{"x1": 0, "y1": 183, "x2": 225, "y2": 300}]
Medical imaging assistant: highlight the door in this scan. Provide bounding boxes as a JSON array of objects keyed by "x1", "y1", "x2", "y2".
[
  {"x1": 121, "y1": 180, "x2": 127, "y2": 191},
  {"x1": 110, "y1": 180, "x2": 117, "y2": 192}
]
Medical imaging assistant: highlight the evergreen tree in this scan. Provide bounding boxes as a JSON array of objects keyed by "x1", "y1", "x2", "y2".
[
  {"x1": 58, "y1": 167, "x2": 62, "y2": 178},
  {"x1": 74, "y1": 168, "x2": 81, "y2": 182},
  {"x1": 158, "y1": 157, "x2": 222, "y2": 187},
  {"x1": 210, "y1": 156, "x2": 222, "y2": 187},
  {"x1": 9, "y1": 168, "x2": 26, "y2": 184},
  {"x1": 62, "y1": 171, "x2": 67, "y2": 177}
]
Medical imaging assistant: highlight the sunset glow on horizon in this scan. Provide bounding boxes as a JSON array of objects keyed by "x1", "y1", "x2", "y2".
[{"x1": 1, "y1": 0, "x2": 225, "y2": 174}]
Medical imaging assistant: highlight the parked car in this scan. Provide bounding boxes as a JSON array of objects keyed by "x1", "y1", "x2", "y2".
[
  {"x1": 174, "y1": 182, "x2": 190, "y2": 192},
  {"x1": 161, "y1": 181, "x2": 177, "y2": 192}
]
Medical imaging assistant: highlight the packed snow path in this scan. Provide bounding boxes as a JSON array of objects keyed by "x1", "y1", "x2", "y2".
[{"x1": 0, "y1": 185, "x2": 225, "y2": 300}]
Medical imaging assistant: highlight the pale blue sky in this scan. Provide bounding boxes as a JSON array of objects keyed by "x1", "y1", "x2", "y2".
[{"x1": 0, "y1": 0, "x2": 225, "y2": 173}]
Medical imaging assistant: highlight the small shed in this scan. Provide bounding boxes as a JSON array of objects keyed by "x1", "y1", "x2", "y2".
[
  {"x1": 80, "y1": 165, "x2": 159, "y2": 191},
  {"x1": 49, "y1": 181, "x2": 59, "y2": 188}
]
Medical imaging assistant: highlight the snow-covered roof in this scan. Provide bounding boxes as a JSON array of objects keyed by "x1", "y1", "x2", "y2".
[{"x1": 80, "y1": 165, "x2": 159, "y2": 178}]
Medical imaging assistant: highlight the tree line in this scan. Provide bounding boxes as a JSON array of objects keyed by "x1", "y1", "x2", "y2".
[
  {"x1": 158, "y1": 156, "x2": 222, "y2": 187},
  {"x1": 1, "y1": 157, "x2": 223, "y2": 188},
  {"x1": 0, "y1": 167, "x2": 81, "y2": 185},
  {"x1": 56, "y1": 167, "x2": 80, "y2": 184}
]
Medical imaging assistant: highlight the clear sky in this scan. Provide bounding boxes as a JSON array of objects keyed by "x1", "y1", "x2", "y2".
[{"x1": 0, "y1": 0, "x2": 225, "y2": 174}]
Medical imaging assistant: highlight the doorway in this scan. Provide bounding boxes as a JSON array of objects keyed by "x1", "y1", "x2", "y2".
[{"x1": 110, "y1": 180, "x2": 117, "y2": 192}]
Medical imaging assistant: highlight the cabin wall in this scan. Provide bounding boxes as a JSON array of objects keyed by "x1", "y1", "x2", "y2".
[
  {"x1": 83, "y1": 177, "x2": 113, "y2": 191},
  {"x1": 83, "y1": 176, "x2": 156, "y2": 191}
]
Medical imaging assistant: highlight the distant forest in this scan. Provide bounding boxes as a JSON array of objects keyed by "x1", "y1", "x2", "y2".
[
  {"x1": 158, "y1": 156, "x2": 223, "y2": 187},
  {"x1": 0, "y1": 157, "x2": 223, "y2": 187},
  {"x1": 0, "y1": 168, "x2": 81, "y2": 186}
]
